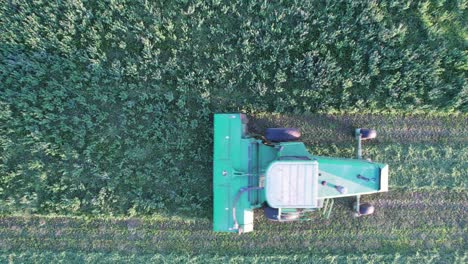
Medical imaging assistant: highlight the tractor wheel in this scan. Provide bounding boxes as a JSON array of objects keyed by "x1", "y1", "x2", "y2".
[
  {"x1": 360, "y1": 129, "x2": 377, "y2": 140},
  {"x1": 282, "y1": 212, "x2": 301, "y2": 221},
  {"x1": 265, "y1": 128, "x2": 301, "y2": 142},
  {"x1": 264, "y1": 206, "x2": 301, "y2": 221},
  {"x1": 264, "y1": 206, "x2": 280, "y2": 221},
  {"x1": 358, "y1": 203, "x2": 375, "y2": 215}
]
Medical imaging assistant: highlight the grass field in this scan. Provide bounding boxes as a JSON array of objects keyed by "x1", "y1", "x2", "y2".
[
  {"x1": 1, "y1": 0, "x2": 466, "y2": 262},
  {"x1": 1, "y1": 113, "x2": 467, "y2": 263},
  {"x1": 0, "y1": 189, "x2": 466, "y2": 263}
]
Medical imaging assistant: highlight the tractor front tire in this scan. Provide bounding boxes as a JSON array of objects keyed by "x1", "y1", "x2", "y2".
[
  {"x1": 265, "y1": 128, "x2": 301, "y2": 142},
  {"x1": 360, "y1": 129, "x2": 377, "y2": 140},
  {"x1": 358, "y1": 203, "x2": 375, "y2": 215},
  {"x1": 264, "y1": 206, "x2": 301, "y2": 221}
]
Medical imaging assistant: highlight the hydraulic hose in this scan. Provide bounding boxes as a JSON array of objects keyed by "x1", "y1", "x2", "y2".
[{"x1": 232, "y1": 186, "x2": 264, "y2": 230}]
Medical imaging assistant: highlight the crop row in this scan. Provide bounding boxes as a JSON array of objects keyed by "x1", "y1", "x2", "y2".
[
  {"x1": 1, "y1": 112, "x2": 466, "y2": 216},
  {"x1": 0, "y1": 0, "x2": 466, "y2": 216},
  {"x1": 1, "y1": 250, "x2": 465, "y2": 264},
  {"x1": 250, "y1": 113, "x2": 468, "y2": 145},
  {"x1": 0, "y1": 190, "x2": 465, "y2": 256}
]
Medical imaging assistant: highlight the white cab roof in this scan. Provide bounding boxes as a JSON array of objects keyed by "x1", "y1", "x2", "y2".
[{"x1": 266, "y1": 160, "x2": 319, "y2": 208}]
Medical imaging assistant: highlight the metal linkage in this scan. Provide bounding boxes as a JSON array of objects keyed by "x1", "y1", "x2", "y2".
[
  {"x1": 354, "y1": 195, "x2": 361, "y2": 217},
  {"x1": 322, "y1": 199, "x2": 334, "y2": 219},
  {"x1": 355, "y1": 128, "x2": 362, "y2": 159}
]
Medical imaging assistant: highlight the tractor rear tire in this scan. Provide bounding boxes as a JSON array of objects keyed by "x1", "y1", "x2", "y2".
[
  {"x1": 265, "y1": 128, "x2": 301, "y2": 142},
  {"x1": 264, "y1": 206, "x2": 280, "y2": 221},
  {"x1": 360, "y1": 129, "x2": 377, "y2": 140},
  {"x1": 264, "y1": 206, "x2": 301, "y2": 221},
  {"x1": 358, "y1": 203, "x2": 375, "y2": 215}
]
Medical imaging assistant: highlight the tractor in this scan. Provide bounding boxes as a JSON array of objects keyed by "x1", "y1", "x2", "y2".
[{"x1": 213, "y1": 113, "x2": 388, "y2": 233}]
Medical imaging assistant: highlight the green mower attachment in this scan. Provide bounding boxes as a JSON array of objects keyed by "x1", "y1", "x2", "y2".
[{"x1": 213, "y1": 113, "x2": 389, "y2": 234}]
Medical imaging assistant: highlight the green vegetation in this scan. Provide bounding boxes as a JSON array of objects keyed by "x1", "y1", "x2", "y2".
[
  {"x1": 0, "y1": 0, "x2": 466, "y2": 262},
  {"x1": 2, "y1": 111, "x2": 466, "y2": 216},
  {"x1": 1, "y1": 0, "x2": 466, "y2": 216},
  {"x1": 0, "y1": 189, "x2": 466, "y2": 256},
  {"x1": 1, "y1": 250, "x2": 466, "y2": 264}
]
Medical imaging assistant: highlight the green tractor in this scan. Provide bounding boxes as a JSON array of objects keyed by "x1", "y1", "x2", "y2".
[{"x1": 213, "y1": 113, "x2": 389, "y2": 234}]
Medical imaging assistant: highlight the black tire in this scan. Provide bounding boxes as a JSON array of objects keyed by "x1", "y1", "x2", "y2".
[
  {"x1": 264, "y1": 206, "x2": 279, "y2": 221},
  {"x1": 240, "y1": 113, "x2": 248, "y2": 124},
  {"x1": 264, "y1": 206, "x2": 301, "y2": 221},
  {"x1": 360, "y1": 128, "x2": 377, "y2": 140},
  {"x1": 359, "y1": 203, "x2": 375, "y2": 215},
  {"x1": 265, "y1": 128, "x2": 301, "y2": 142}
]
